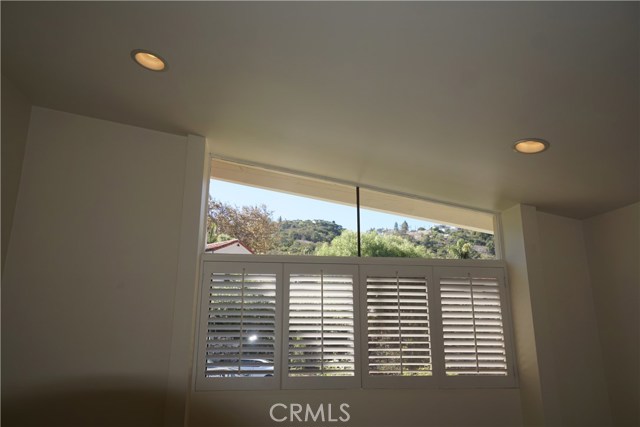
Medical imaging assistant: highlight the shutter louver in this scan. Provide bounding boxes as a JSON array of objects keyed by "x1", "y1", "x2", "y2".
[
  {"x1": 440, "y1": 276, "x2": 508, "y2": 376},
  {"x1": 288, "y1": 272, "x2": 355, "y2": 377},
  {"x1": 206, "y1": 270, "x2": 277, "y2": 377},
  {"x1": 367, "y1": 274, "x2": 432, "y2": 376}
]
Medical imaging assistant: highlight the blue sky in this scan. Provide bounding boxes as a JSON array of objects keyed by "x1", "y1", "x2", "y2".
[{"x1": 209, "y1": 179, "x2": 436, "y2": 231}]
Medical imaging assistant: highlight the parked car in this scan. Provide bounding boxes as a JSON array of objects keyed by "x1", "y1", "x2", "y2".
[{"x1": 206, "y1": 358, "x2": 274, "y2": 377}]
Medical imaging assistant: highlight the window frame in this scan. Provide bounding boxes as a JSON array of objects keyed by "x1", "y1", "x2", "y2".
[{"x1": 207, "y1": 156, "x2": 502, "y2": 260}]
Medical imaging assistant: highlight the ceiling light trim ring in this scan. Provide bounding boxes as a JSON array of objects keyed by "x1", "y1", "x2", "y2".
[
  {"x1": 130, "y1": 49, "x2": 168, "y2": 72},
  {"x1": 513, "y1": 138, "x2": 550, "y2": 154}
]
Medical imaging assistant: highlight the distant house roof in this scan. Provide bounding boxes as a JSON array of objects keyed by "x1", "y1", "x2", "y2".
[{"x1": 205, "y1": 239, "x2": 254, "y2": 254}]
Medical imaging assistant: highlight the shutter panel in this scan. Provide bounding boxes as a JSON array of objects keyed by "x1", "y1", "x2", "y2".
[
  {"x1": 284, "y1": 264, "x2": 359, "y2": 388},
  {"x1": 288, "y1": 272, "x2": 355, "y2": 377},
  {"x1": 440, "y1": 275, "x2": 508, "y2": 376},
  {"x1": 206, "y1": 271, "x2": 277, "y2": 377},
  {"x1": 366, "y1": 274, "x2": 432, "y2": 377}
]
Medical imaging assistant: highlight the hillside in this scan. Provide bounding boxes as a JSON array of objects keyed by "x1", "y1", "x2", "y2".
[
  {"x1": 276, "y1": 220, "x2": 495, "y2": 259},
  {"x1": 274, "y1": 219, "x2": 344, "y2": 255},
  {"x1": 208, "y1": 199, "x2": 495, "y2": 258}
]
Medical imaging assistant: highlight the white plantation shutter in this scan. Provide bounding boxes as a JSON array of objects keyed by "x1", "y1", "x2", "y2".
[
  {"x1": 367, "y1": 277, "x2": 431, "y2": 375},
  {"x1": 206, "y1": 272, "x2": 277, "y2": 376},
  {"x1": 283, "y1": 264, "x2": 360, "y2": 389},
  {"x1": 435, "y1": 267, "x2": 514, "y2": 385},
  {"x1": 361, "y1": 265, "x2": 434, "y2": 388},
  {"x1": 196, "y1": 260, "x2": 516, "y2": 390},
  {"x1": 196, "y1": 262, "x2": 281, "y2": 390}
]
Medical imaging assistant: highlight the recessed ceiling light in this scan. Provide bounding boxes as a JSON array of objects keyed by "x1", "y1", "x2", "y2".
[
  {"x1": 513, "y1": 138, "x2": 550, "y2": 154},
  {"x1": 131, "y1": 49, "x2": 167, "y2": 72}
]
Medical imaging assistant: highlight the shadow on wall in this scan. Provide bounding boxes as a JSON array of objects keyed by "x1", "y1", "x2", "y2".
[{"x1": 1, "y1": 376, "x2": 184, "y2": 427}]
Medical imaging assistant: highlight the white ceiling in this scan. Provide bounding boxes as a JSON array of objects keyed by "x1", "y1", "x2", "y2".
[{"x1": 2, "y1": 2, "x2": 638, "y2": 219}]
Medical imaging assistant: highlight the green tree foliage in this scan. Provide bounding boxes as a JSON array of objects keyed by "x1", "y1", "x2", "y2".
[
  {"x1": 207, "y1": 197, "x2": 495, "y2": 259},
  {"x1": 207, "y1": 224, "x2": 233, "y2": 245},
  {"x1": 316, "y1": 231, "x2": 430, "y2": 258},
  {"x1": 275, "y1": 219, "x2": 344, "y2": 255},
  {"x1": 415, "y1": 225, "x2": 493, "y2": 259},
  {"x1": 207, "y1": 198, "x2": 279, "y2": 254},
  {"x1": 448, "y1": 239, "x2": 476, "y2": 259}
]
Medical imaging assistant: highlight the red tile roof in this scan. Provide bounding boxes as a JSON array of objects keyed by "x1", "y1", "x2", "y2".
[{"x1": 205, "y1": 239, "x2": 254, "y2": 253}]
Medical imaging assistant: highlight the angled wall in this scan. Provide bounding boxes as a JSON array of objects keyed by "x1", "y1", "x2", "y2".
[
  {"x1": 536, "y1": 212, "x2": 612, "y2": 426},
  {"x1": 584, "y1": 203, "x2": 640, "y2": 426},
  {"x1": 1, "y1": 74, "x2": 32, "y2": 273},
  {"x1": 2, "y1": 108, "x2": 188, "y2": 426},
  {"x1": 501, "y1": 205, "x2": 613, "y2": 427},
  {"x1": 501, "y1": 204, "x2": 549, "y2": 427}
]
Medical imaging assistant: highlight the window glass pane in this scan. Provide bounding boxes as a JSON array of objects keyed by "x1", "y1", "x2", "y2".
[
  {"x1": 208, "y1": 160, "x2": 356, "y2": 255},
  {"x1": 208, "y1": 159, "x2": 497, "y2": 259},
  {"x1": 359, "y1": 189, "x2": 496, "y2": 259}
]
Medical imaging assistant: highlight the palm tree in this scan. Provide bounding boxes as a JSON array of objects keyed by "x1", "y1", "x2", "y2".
[{"x1": 449, "y1": 239, "x2": 473, "y2": 259}]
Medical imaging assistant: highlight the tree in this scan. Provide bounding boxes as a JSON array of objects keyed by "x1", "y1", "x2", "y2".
[
  {"x1": 275, "y1": 219, "x2": 345, "y2": 255},
  {"x1": 400, "y1": 220, "x2": 409, "y2": 234},
  {"x1": 207, "y1": 198, "x2": 278, "y2": 254},
  {"x1": 448, "y1": 239, "x2": 476, "y2": 259},
  {"x1": 315, "y1": 231, "x2": 430, "y2": 258},
  {"x1": 206, "y1": 223, "x2": 232, "y2": 245}
]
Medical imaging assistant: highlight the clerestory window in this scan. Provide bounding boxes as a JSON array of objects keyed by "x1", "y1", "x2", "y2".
[{"x1": 206, "y1": 158, "x2": 498, "y2": 260}]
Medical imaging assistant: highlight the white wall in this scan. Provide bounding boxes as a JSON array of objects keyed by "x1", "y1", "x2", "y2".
[
  {"x1": 1, "y1": 74, "x2": 32, "y2": 273},
  {"x1": 584, "y1": 203, "x2": 639, "y2": 426},
  {"x1": 501, "y1": 205, "x2": 616, "y2": 427},
  {"x1": 501, "y1": 205, "x2": 550, "y2": 426},
  {"x1": 535, "y1": 212, "x2": 612, "y2": 426},
  {"x1": 2, "y1": 107, "x2": 188, "y2": 426},
  {"x1": 190, "y1": 389, "x2": 523, "y2": 427}
]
